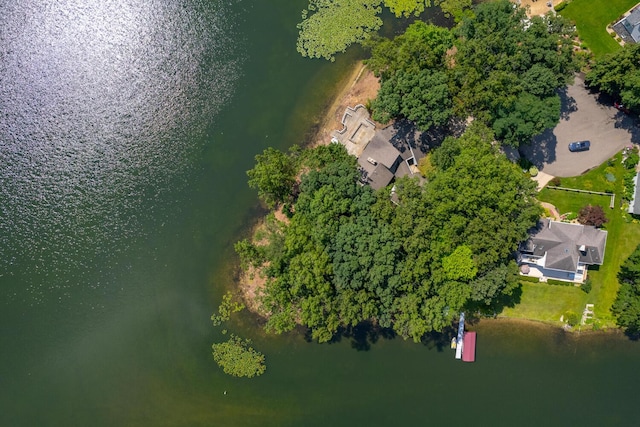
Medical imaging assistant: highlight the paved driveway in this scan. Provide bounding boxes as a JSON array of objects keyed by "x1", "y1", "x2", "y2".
[{"x1": 520, "y1": 74, "x2": 639, "y2": 177}]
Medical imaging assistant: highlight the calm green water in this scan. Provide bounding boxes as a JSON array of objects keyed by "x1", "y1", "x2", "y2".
[{"x1": 1, "y1": 1, "x2": 639, "y2": 426}]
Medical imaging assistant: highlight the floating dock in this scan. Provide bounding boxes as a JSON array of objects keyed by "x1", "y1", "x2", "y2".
[
  {"x1": 462, "y1": 331, "x2": 476, "y2": 362},
  {"x1": 455, "y1": 312, "x2": 465, "y2": 360}
]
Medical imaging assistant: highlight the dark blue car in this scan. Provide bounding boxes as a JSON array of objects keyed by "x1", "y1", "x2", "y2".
[{"x1": 568, "y1": 140, "x2": 590, "y2": 152}]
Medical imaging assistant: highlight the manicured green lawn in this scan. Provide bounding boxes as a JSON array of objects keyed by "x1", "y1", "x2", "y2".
[
  {"x1": 504, "y1": 151, "x2": 640, "y2": 327},
  {"x1": 560, "y1": 0, "x2": 638, "y2": 58},
  {"x1": 501, "y1": 282, "x2": 587, "y2": 322}
]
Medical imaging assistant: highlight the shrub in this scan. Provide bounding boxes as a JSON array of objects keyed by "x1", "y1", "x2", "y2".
[
  {"x1": 550, "y1": 177, "x2": 561, "y2": 186},
  {"x1": 616, "y1": 37, "x2": 622, "y2": 43},
  {"x1": 529, "y1": 166, "x2": 538, "y2": 177},
  {"x1": 624, "y1": 149, "x2": 639, "y2": 170},
  {"x1": 520, "y1": 275, "x2": 541, "y2": 283},
  {"x1": 565, "y1": 212, "x2": 578, "y2": 221},
  {"x1": 547, "y1": 278, "x2": 573, "y2": 286},
  {"x1": 578, "y1": 204, "x2": 609, "y2": 227},
  {"x1": 581, "y1": 278, "x2": 592, "y2": 294},
  {"x1": 565, "y1": 311, "x2": 579, "y2": 326},
  {"x1": 554, "y1": 1, "x2": 567, "y2": 12}
]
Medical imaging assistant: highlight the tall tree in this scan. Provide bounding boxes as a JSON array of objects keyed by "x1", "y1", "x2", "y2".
[
  {"x1": 586, "y1": 43, "x2": 640, "y2": 111},
  {"x1": 247, "y1": 147, "x2": 296, "y2": 208},
  {"x1": 366, "y1": 22, "x2": 454, "y2": 131},
  {"x1": 613, "y1": 244, "x2": 640, "y2": 336}
]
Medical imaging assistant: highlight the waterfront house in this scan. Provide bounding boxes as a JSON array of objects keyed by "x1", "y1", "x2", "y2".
[
  {"x1": 518, "y1": 218, "x2": 607, "y2": 283},
  {"x1": 331, "y1": 105, "x2": 418, "y2": 190}
]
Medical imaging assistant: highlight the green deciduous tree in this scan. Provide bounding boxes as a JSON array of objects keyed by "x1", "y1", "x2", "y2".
[
  {"x1": 586, "y1": 43, "x2": 640, "y2": 111},
  {"x1": 439, "y1": 0, "x2": 473, "y2": 23},
  {"x1": 366, "y1": 22, "x2": 454, "y2": 131},
  {"x1": 247, "y1": 147, "x2": 296, "y2": 208},
  {"x1": 297, "y1": 0, "x2": 383, "y2": 61},
  {"x1": 492, "y1": 93, "x2": 561, "y2": 147},
  {"x1": 613, "y1": 244, "x2": 640, "y2": 335}
]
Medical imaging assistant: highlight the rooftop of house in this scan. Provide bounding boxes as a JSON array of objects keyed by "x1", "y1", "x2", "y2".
[
  {"x1": 625, "y1": 7, "x2": 640, "y2": 27},
  {"x1": 333, "y1": 104, "x2": 421, "y2": 190},
  {"x1": 521, "y1": 218, "x2": 607, "y2": 273}
]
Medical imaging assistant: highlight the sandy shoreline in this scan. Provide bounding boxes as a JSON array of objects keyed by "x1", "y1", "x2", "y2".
[
  {"x1": 309, "y1": 60, "x2": 381, "y2": 147},
  {"x1": 237, "y1": 61, "x2": 380, "y2": 313}
]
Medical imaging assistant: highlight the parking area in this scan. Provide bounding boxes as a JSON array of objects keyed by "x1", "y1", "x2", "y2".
[{"x1": 520, "y1": 74, "x2": 638, "y2": 177}]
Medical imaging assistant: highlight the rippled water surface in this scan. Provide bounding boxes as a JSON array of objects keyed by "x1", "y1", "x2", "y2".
[
  {"x1": 2, "y1": 1, "x2": 640, "y2": 426},
  {"x1": 0, "y1": 0, "x2": 239, "y2": 300}
]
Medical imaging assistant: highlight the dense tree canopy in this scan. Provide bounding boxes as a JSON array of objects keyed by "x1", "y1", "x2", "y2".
[
  {"x1": 453, "y1": 0, "x2": 576, "y2": 146},
  {"x1": 238, "y1": 123, "x2": 539, "y2": 342},
  {"x1": 612, "y1": 244, "x2": 640, "y2": 336},
  {"x1": 365, "y1": 0, "x2": 577, "y2": 145},
  {"x1": 366, "y1": 21, "x2": 454, "y2": 130},
  {"x1": 585, "y1": 43, "x2": 640, "y2": 111}
]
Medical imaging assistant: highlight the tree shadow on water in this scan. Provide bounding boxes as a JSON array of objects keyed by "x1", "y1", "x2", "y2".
[{"x1": 303, "y1": 321, "x2": 397, "y2": 351}]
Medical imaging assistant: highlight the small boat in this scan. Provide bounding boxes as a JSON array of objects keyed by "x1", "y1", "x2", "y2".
[{"x1": 450, "y1": 337, "x2": 457, "y2": 349}]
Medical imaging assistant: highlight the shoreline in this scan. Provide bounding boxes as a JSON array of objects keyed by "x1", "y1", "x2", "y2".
[
  {"x1": 236, "y1": 60, "x2": 380, "y2": 313},
  {"x1": 307, "y1": 60, "x2": 381, "y2": 148},
  {"x1": 232, "y1": 60, "x2": 627, "y2": 338}
]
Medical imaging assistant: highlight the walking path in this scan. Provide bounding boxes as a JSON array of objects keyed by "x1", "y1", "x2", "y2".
[{"x1": 532, "y1": 171, "x2": 555, "y2": 190}]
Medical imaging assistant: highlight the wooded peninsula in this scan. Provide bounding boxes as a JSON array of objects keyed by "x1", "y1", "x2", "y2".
[{"x1": 231, "y1": 0, "x2": 640, "y2": 344}]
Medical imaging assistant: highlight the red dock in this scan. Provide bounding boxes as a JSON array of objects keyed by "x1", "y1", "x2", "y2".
[{"x1": 462, "y1": 331, "x2": 476, "y2": 362}]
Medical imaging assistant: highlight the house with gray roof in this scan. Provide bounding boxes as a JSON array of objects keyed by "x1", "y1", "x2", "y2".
[
  {"x1": 331, "y1": 105, "x2": 420, "y2": 190},
  {"x1": 518, "y1": 219, "x2": 607, "y2": 283},
  {"x1": 614, "y1": 6, "x2": 640, "y2": 43},
  {"x1": 628, "y1": 172, "x2": 640, "y2": 215}
]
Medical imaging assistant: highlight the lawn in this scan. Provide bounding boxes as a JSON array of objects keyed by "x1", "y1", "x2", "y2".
[
  {"x1": 501, "y1": 282, "x2": 587, "y2": 323},
  {"x1": 504, "y1": 151, "x2": 640, "y2": 327},
  {"x1": 560, "y1": 0, "x2": 638, "y2": 58}
]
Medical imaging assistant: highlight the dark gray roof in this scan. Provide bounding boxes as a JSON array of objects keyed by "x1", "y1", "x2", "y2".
[
  {"x1": 522, "y1": 219, "x2": 607, "y2": 273},
  {"x1": 363, "y1": 164, "x2": 394, "y2": 190},
  {"x1": 360, "y1": 135, "x2": 402, "y2": 172}
]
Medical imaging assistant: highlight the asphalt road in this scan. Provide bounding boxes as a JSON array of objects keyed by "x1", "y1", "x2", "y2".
[{"x1": 521, "y1": 74, "x2": 639, "y2": 177}]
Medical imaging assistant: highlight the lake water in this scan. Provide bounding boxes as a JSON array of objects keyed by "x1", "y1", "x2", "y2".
[{"x1": 1, "y1": 1, "x2": 639, "y2": 426}]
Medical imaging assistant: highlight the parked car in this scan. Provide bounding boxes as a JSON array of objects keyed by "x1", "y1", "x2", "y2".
[
  {"x1": 568, "y1": 140, "x2": 590, "y2": 152},
  {"x1": 614, "y1": 101, "x2": 630, "y2": 114}
]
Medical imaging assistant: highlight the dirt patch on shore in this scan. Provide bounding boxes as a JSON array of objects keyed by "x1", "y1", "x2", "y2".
[
  {"x1": 238, "y1": 62, "x2": 380, "y2": 313},
  {"x1": 514, "y1": 0, "x2": 561, "y2": 17},
  {"x1": 310, "y1": 61, "x2": 380, "y2": 147}
]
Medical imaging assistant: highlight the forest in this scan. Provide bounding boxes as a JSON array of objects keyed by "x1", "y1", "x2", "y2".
[{"x1": 237, "y1": 123, "x2": 540, "y2": 342}]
